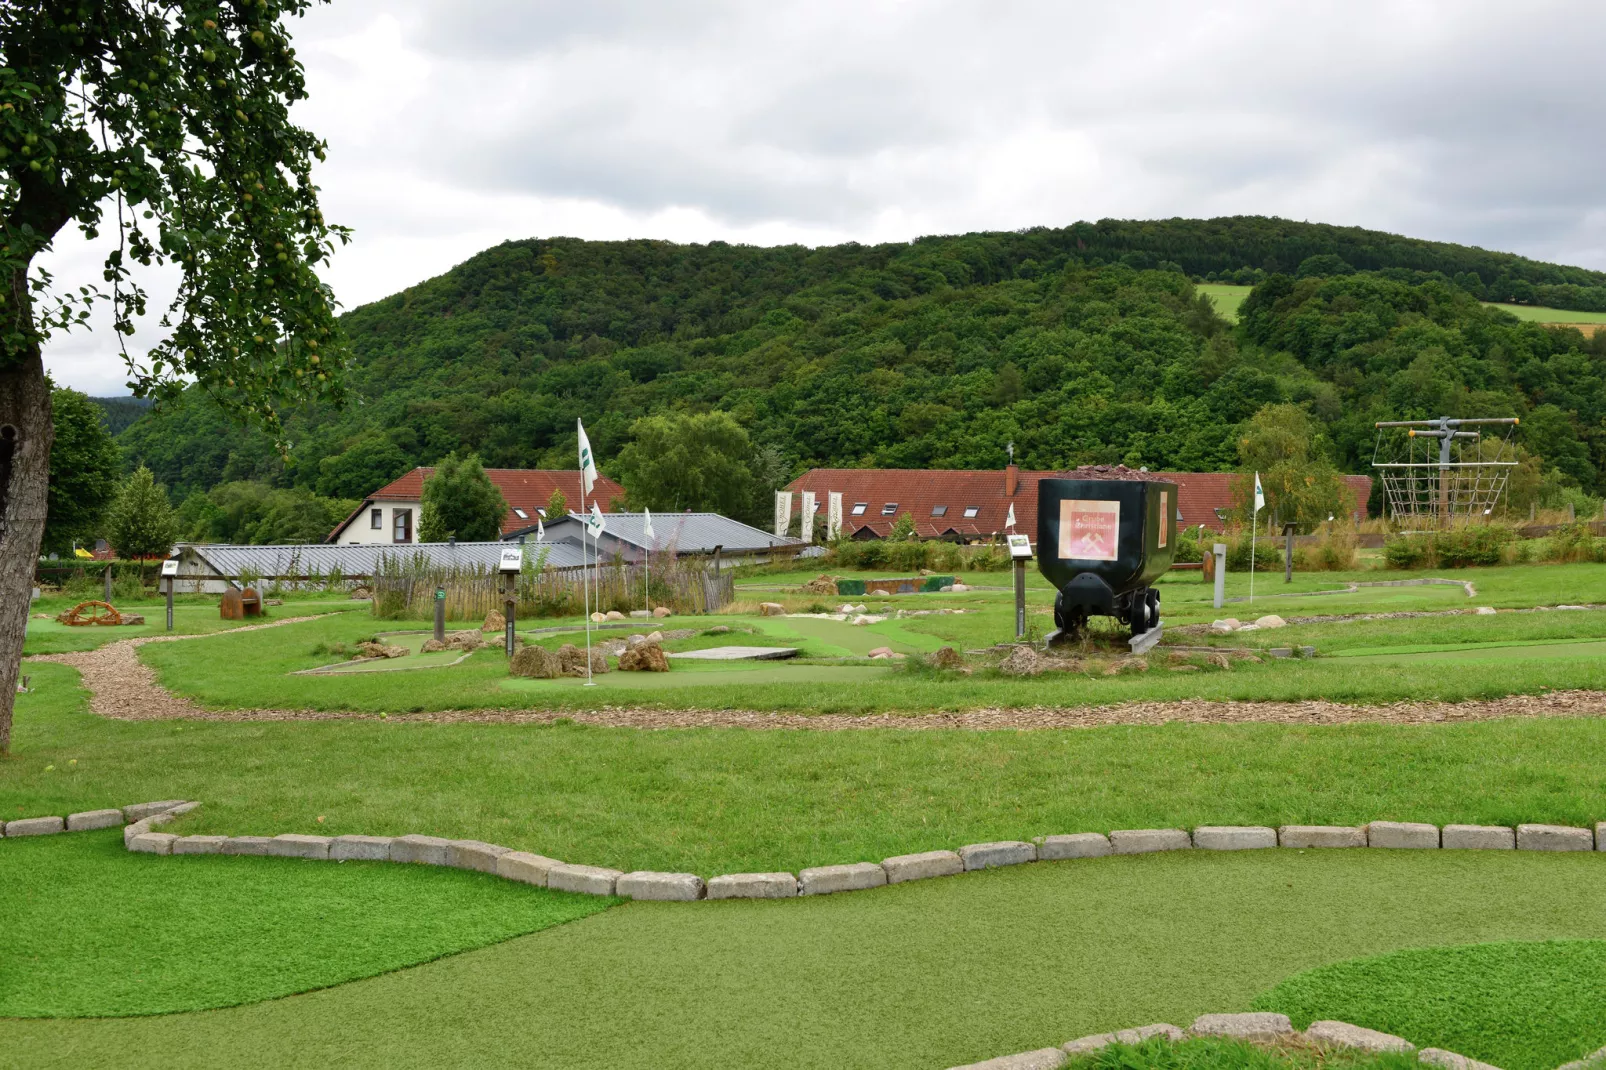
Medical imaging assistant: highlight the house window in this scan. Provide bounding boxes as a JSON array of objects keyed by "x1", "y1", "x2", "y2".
[
  {"x1": 370, "y1": 508, "x2": 383, "y2": 530},
  {"x1": 963, "y1": 506, "x2": 980, "y2": 518},
  {"x1": 850, "y1": 502, "x2": 868, "y2": 516},
  {"x1": 931, "y1": 505, "x2": 948, "y2": 517},
  {"x1": 513, "y1": 508, "x2": 528, "y2": 520},
  {"x1": 393, "y1": 509, "x2": 412, "y2": 543},
  {"x1": 881, "y1": 503, "x2": 898, "y2": 516},
  {"x1": 536, "y1": 507, "x2": 546, "y2": 517}
]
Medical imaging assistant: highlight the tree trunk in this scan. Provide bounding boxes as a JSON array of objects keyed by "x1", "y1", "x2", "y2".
[{"x1": 0, "y1": 346, "x2": 53, "y2": 756}]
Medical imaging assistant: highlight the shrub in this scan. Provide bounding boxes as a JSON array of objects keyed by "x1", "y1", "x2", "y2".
[{"x1": 1382, "y1": 525, "x2": 1516, "y2": 569}]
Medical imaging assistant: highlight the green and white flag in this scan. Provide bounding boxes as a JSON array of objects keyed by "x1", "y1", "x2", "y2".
[
  {"x1": 642, "y1": 508, "x2": 655, "y2": 542},
  {"x1": 1254, "y1": 472, "x2": 1265, "y2": 513},
  {"x1": 577, "y1": 419, "x2": 597, "y2": 496},
  {"x1": 535, "y1": 515, "x2": 545, "y2": 541},
  {"x1": 586, "y1": 501, "x2": 607, "y2": 538}
]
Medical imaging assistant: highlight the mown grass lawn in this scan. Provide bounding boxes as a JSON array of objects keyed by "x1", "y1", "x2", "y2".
[{"x1": 21, "y1": 595, "x2": 359, "y2": 656}]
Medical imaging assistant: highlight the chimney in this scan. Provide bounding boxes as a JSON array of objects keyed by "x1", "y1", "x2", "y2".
[{"x1": 1004, "y1": 463, "x2": 1020, "y2": 497}]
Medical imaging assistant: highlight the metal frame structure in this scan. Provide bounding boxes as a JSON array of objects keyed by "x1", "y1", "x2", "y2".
[{"x1": 1372, "y1": 417, "x2": 1519, "y2": 527}]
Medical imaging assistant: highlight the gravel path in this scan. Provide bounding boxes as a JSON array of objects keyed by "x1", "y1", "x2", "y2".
[{"x1": 25, "y1": 614, "x2": 1606, "y2": 730}]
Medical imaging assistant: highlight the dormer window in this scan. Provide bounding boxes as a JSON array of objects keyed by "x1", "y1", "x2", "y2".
[{"x1": 881, "y1": 503, "x2": 898, "y2": 516}]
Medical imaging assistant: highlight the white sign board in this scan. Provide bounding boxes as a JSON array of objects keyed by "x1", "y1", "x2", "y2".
[
  {"x1": 498, "y1": 548, "x2": 523, "y2": 573},
  {"x1": 1007, "y1": 534, "x2": 1033, "y2": 559},
  {"x1": 160, "y1": 559, "x2": 180, "y2": 577}
]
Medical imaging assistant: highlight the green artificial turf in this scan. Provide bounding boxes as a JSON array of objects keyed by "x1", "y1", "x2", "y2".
[
  {"x1": 10, "y1": 660, "x2": 1606, "y2": 875},
  {"x1": 1069, "y1": 1037, "x2": 1420, "y2": 1069},
  {"x1": 3, "y1": 850, "x2": 1603, "y2": 1069},
  {"x1": 0, "y1": 828, "x2": 613, "y2": 1018},
  {"x1": 1254, "y1": 940, "x2": 1606, "y2": 1070},
  {"x1": 21, "y1": 598, "x2": 359, "y2": 656}
]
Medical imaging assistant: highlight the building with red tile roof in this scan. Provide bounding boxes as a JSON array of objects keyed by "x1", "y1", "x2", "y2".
[
  {"x1": 327, "y1": 468, "x2": 626, "y2": 545},
  {"x1": 784, "y1": 466, "x2": 1371, "y2": 540}
]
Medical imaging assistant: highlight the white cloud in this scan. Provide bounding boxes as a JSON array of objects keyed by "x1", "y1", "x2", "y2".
[{"x1": 41, "y1": 0, "x2": 1606, "y2": 394}]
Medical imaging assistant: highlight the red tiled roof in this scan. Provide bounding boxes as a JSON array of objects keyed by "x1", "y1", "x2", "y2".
[
  {"x1": 330, "y1": 468, "x2": 625, "y2": 541},
  {"x1": 785, "y1": 468, "x2": 1372, "y2": 538}
]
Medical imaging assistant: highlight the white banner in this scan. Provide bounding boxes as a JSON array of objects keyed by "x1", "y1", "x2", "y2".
[
  {"x1": 799, "y1": 491, "x2": 816, "y2": 543},
  {"x1": 774, "y1": 491, "x2": 792, "y2": 538},
  {"x1": 827, "y1": 491, "x2": 843, "y2": 541}
]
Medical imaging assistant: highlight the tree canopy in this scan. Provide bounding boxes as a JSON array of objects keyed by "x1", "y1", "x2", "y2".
[
  {"x1": 44, "y1": 387, "x2": 120, "y2": 554},
  {"x1": 104, "y1": 465, "x2": 177, "y2": 561},
  {"x1": 417, "y1": 452, "x2": 506, "y2": 542}
]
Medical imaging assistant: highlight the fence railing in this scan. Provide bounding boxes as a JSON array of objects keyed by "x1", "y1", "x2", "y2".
[{"x1": 370, "y1": 556, "x2": 735, "y2": 621}]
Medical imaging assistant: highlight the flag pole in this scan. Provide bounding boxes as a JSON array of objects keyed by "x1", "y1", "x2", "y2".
[{"x1": 582, "y1": 491, "x2": 594, "y2": 686}]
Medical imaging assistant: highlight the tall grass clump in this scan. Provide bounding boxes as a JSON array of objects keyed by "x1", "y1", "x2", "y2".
[{"x1": 1383, "y1": 525, "x2": 1516, "y2": 569}]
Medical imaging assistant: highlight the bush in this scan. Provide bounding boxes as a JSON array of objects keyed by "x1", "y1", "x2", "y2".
[
  {"x1": 1382, "y1": 536, "x2": 1430, "y2": 570},
  {"x1": 1383, "y1": 525, "x2": 1516, "y2": 569},
  {"x1": 1540, "y1": 524, "x2": 1606, "y2": 564},
  {"x1": 1292, "y1": 527, "x2": 1357, "y2": 571}
]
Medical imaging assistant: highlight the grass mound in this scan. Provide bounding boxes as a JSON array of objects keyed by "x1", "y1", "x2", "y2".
[
  {"x1": 1069, "y1": 1036, "x2": 1419, "y2": 1069},
  {"x1": 0, "y1": 829, "x2": 614, "y2": 1017},
  {"x1": 1252, "y1": 940, "x2": 1606, "y2": 1070}
]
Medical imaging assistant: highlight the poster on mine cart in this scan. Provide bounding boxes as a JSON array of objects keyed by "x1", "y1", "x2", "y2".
[{"x1": 1060, "y1": 499, "x2": 1120, "y2": 561}]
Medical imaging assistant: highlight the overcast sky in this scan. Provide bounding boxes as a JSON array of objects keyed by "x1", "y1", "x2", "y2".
[{"x1": 41, "y1": 0, "x2": 1606, "y2": 394}]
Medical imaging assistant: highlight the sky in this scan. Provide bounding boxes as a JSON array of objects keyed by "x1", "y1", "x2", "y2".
[{"x1": 40, "y1": 0, "x2": 1606, "y2": 395}]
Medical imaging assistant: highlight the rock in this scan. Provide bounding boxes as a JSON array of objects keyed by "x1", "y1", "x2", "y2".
[
  {"x1": 605, "y1": 610, "x2": 626, "y2": 621},
  {"x1": 420, "y1": 638, "x2": 448, "y2": 653},
  {"x1": 1254, "y1": 614, "x2": 1287, "y2": 628},
  {"x1": 66, "y1": 809, "x2": 124, "y2": 832},
  {"x1": 1516, "y1": 823, "x2": 1594, "y2": 851},
  {"x1": 547, "y1": 863, "x2": 623, "y2": 896},
  {"x1": 390, "y1": 834, "x2": 453, "y2": 865},
  {"x1": 960, "y1": 841, "x2": 1036, "y2": 870},
  {"x1": 799, "y1": 862, "x2": 887, "y2": 896},
  {"x1": 590, "y1": 612, "x2": 607, "y2": 623},
  {"x1": 653, "y1": 606, "x2": 673, "y2": 618},
  {"x1": 356, "y1": 641, "x2": 407, "y2": 660},
  {"x1": 1236, "y1": 624, "x2": 1260, "y2": 632},
  {"x1": 446, "y1": 630, "x2": 485, "y2": 650},
  {"x1": 1304, "y1": 1020, "x2": 1414, "y2": 1053},
  {"x1": 1442, "y1": 824, "x2": 1515, "y2": 850},
  {"x1": 800, "y1": 574, "x2": 839, "y2": 595},
  {"x1": 629, "y1": 609, "x2": 650, "y2": 618},
  {"x1": 625, "y1": 633, "x2": 648, "y2": 648},
  {"x1": 617, "y1": 872, "x2": 706, "y2": 901},
  {"x1": 1418, "y1": 1048, "x2": 1506, "y2": 1070},
  {"x1": 1063, "y1": 1024, "x2": 1183, "y2": 1054},
  {"x1": 882, "y1": 850, "x2": 963, "y2": 884},
  {"x1": 1189, "y1": 1011, "x2": 1292, "y2": 1038},
  {"x1": 4, "y1": 816, "x2": 64, "y2": 837},
  {"x1": 854, "y1": 604, "x2": 867, "y2": 612},
  {"x1": 951, "y1": 583, "x2": 969, "y2": 592},
  {"x1": 481, "y1": 610, "x2": 505, "y2": 633},
  {"x1": 220, "y1": 836, "x2": 275, "y2": 856},
  {"x1": 1206, "y1": 653, "x2": 1232, "y2": 670},
  {"x1": 998, "y1": 645, "x2": 1043, "y2": 677},
  {"x1": 1170, "y1": 665, "x2": 1199, "y2": 672},
  {"x1": 173, "y1": 835, "x2": 229, "y2": 855},
  {"x1": 447, "y1": 840, "x2": 511, "y2": 873},
  {"x1": 1599, "y1": 822, "x2": 1606, "y2": 851},
  {"x1": 510, "y1": 644, "x2": 563, "y2": 679},
  {"x1": 759, "y1": 602, "x2": 787, "y2": 616},
  {"x1": 867, "y1": 646, "x2": 895, "y2": 659},
  {"x1": 1210, "y1": 618, "x2": 1241, "y2": 633},
  {"x1": 1475, "y1": 606, "x2": 1497, "y2": 615},
  {"x1": 926, "y1": 646, "x2": 966, "y2": 670},
  {"x1": 705, "y1": 625, "x2": 731, "y2": 634},
  {"x1": 119, "y1": 613, "x2": 146, "y2": 626},
  {"x1": 330, "y1": 835, "x2": 393, "y2": 861},
  {"x1": 836, "y1": 603, "x2": 857, "y2": 614},
  {"x1": 1367, "y1": 821, "x2": 1440, "y2": 849},
  {"x1": 129, "y1": 832, "x2": 178, "y2": 854},
  {"x1": 618, "y1": 643, "x2": 670, "y2": 672},
  {"x1": 706, "y1": 872, "x2": 798, "y2": 899},
  {"x1": 267, "y1": 834, "x2": 332, "y2": 860},
  {"x1": 1279, "y1": 825, "x2": 1366, "y2": 848},
  {"x1": 496, "y1": 851, "x2": 566, "y2": 887},
  {"x1": 1267, "y1": 648, "x2": 1292, "y2": 659},
  {"x1": 646, "y1": 630, "x2": 664, "y2": 643},
  {"x1": 948, "y1": 1049, "x2": 1066, "y2": 1070},
  {"x1": 557, "y1": 643, "x2": 609, "y2": 676},
  {"x1": 1037, "y1": 833, "x2": 1111, "y2": 860},
  {"x1": 940, "y1": 585, "x2": 954, "y2": 592},
  {"x1": 1192, "y1": 826, "x2": 1276, "y2": 851},
  {"x1": 1110, "y1": 829, "x2": 1191, "y2": 855}
]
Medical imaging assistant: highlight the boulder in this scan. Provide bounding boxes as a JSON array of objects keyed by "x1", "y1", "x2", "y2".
[
  {"x1": 646, "y1": 630, "x2": 664, "y2": 643},
  {"x1": 999, "y1": 645, "x2": 1043, "y2": 677},
  {"x1": 867, "y1": 646, "x2": 895, "y2": 659},
  {"x1": 837, "y1": 603, "x2": 858, "y2": 614},
  {"x1": 705, "y1": 625, "x2": 731, "y2": 635},
  {"x1": 629, "y1": 609, "x2": 651, "y2": 618},
  {"x1": 590, "y1": 612, "x2": 607, "y2": 623},
  {"x1": 800, "y1": 574, "x2": 838, "y2": 595},
  {"x1": 605, "y1": 610, "x2": 626, "y2": 621},
  {"x1": 759, "y1": 602, "x2": 787, "y2": 616},
  {"x1": 626, "y1": 633, "x2": 649, "y2": 648},
  {"x1": 1210, "y1": 619, "x2": 1240, "y2": 633},
  {"x1": 926, "y1": 646, "x2": 966, "y2": 670},
  {"x1": 618, "y1": 643, "x2": 670, "y2": 672},
  {"x1": 950, "y1": 583, "x2": 969, "y2": 592},
  {"x1": 120, "y1": 613, "x2": 146, "y2": 626},
  {"x1": 557, "y1": 643, "x2": 610, "y2": 676},
  {"x1": 1475, "y1": 606, "x2": 1497, "y2": 615},
  {"x1": 481, "y1": 610, "x2": 505, "y2": 633},
  {"x1": 420, "y1": 638, "x2": 447, "y2": 653},
  {"x1": 653, "y1": 606, "x2": 673, "y2": 618},
  {"x1": 510, "y1": 644, "x2": 563, "y2": 679},
  {"x1": 446, "y1": 630, "x2": 485, "y2": 650},
  {"x1": 356, "y1": 641, "x2": 408, "y2": 660},
  {"x1": 1253, "y1": 614, "x2": 1287, "y2": 629}
]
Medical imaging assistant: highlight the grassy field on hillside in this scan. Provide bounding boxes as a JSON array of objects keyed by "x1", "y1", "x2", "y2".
[
  {"x1": 3, "y1": 850, "x2": 1602, "y2": 1069},
  {"x1": 1197, "y1": 283, "x2": 1253, "y2": 321},
  {"x1": 1196, "y1": 283, "x2": 1606, "y2": 329}
]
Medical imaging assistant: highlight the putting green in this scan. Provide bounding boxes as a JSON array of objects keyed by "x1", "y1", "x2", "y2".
[
  {"x1": 302, "y1": 631, "x2": 469, "y2": 674},
  {"x1": 500, "y1": 661, "x2": 896, "y2": 692},
  {"x1": 756, "y1": 615, "x2": 942, "y2": 656},
  {"x1": 1332, "y1": 637, "x2": 1606, "y2": 664}
]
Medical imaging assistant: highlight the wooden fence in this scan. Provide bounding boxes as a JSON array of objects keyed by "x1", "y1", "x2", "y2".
[{"x1": 371, "y1": 558, "x2": 735, "y2": 621}]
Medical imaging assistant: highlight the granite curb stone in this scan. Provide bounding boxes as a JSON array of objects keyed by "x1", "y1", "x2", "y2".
[
  {"x1": 129, "y1": 831, "x2": 179, "y2": 854},
  {"x1": 1598, "y1": 823, "x2": 1606, "y2": 852},
  {"x1": 947, "y1": 1049, "x2": 1066, "y2": 1070},
  {"x1": 1062, "y1": 1024, "x2": 1183, "y2": 1054},
  {"x1": 497, "y1": 851, "x2": 565, "y2": 887},
  {"x1": 1189, "y1": 1012, "x2": 1293, "y2": 1038},
  {"x1": 799, "y1": 862, "x2": 887, "y2": 895},
  {"x1": 122, "y1": 800, "x2": 188, "y2": 822},
  {"x1": 706, "y1": 872, "x2": 798, "y2": 899},
  {"x1": 391, "y1": 834, "x2": 453, "y2": 865},
  {"x1": 617, "y1": 872, "x2": 707, "y2": 901},
  {"x1": 1279, "y1": 825, "x2": 1365, "y2": 848},
  {"x1": 122, "y1": 819, "x2": 152, "y2": 847},
  {"x1": 1110, "y1": 829, "x2": 1191, "y2": 854},
  {"x1": 1516, "y1": 823, "x2": 1593, "y2": 851},
  {"x1": 1442, "y1": 824, "x2": 1515, "y2": 850},
  {"x1": 882, "y1": 850, "x2": 964, "y2": 883},
  {"x1": 1304, "y1": 1020, "x2": 1414, "y2": 1052},
  {"x1": 1037, "y1": 833, "x2": 1111, "y2": 860},
  {"x1": 1557, "y1": 1043, "x2": 1606, "y2": 1070},
  {"x1": 4, "y1": 816, "x2": 65, "y2": 836},
  {"x1": 268, "y1": 834, "x2": 332, "y2": 859},
  {"x1": 960, "y1": 841, "x2": 1037, "y2": 870},
  {"x1": 1419, "y1": 1048, "x2": 1506, "y2": 1070},
  {"x1": 221, "y1": 836, "x2": 275, "y2": 856},
  {"x1": 67, "y1": 809, "x2": 126, "y2": 832},
  {"x1": 548, "y1": 863, "x2": 623, "y2": 896},
  {"x1": 331, "y1": 835, "x2": 393, "y2": 861},
  {"x1": 1192, "y1": 826, "x2": 1276, "y2": 851},
  {"x1": 173, "y1": 835, "x2": 229, "y2": 855},
  {"x1": 1366, "y1": 822, "x2": 1439, "y2": 849},
  {"x1": 447, "y1": 840, "x2": 512, "y2": 873}
]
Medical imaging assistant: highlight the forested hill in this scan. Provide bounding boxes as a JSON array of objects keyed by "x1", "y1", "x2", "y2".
[{"x1": 114, "y1": 217, "x2": 1606, "y2": 526}]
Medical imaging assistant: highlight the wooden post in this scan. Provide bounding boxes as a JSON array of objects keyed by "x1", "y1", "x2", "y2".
[
  {"x1": 103, "y1": 566, "x2": 112, "y2": 602},
  {"x1": 1284, "y1": 525, "x2": 1295, "y2": 583}
]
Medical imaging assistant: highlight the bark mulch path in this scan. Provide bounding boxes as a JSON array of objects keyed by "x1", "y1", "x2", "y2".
[{"x1": 27, "y1": 615, "x2": 1606, "y2": 731}]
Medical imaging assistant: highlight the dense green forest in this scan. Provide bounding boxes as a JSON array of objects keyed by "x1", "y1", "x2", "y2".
[{"x1": 103, "y1": 216, "x2": 1606, "y2": 539}]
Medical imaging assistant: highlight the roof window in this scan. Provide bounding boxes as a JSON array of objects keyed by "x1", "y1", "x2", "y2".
[
  {"x1": 881, "y1": 503, "x2": 898, "y2": 516},
  {"x1": 536, "y1": 507, "x2": 547, "y2": 518},
  {"x1": 513, "y1": 508, "x2": 528, "y2": 519},
  {"x1": 850, "y1": 502, "x2": 868, "y2": 516},
  {"x1": 963, "y1": 506, "x2": 980, "y2": 518},
  {"x1": 930, "y1": 505, "x2": 948, "y2": 517}
]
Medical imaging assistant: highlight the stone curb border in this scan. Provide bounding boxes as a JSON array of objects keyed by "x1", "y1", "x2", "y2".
[{"x1": 949, "y1": 1011, "x2": 1606, "y2": 1070}]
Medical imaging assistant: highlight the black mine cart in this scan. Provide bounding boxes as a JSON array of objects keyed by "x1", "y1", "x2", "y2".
[{"x1": 1037, "y1": 477, "x2": 1176, "y2": 651}]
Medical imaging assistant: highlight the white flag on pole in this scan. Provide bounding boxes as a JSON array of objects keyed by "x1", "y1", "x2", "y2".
[
  {"x1": 586, "y1": 501, "x2": 607, "y2": 538},
  {"x1": 1006, "y1": 503, "x2": 1017, "y2": 530},
  {"x1": 827, "y1": 491, "x2": 842, "y2": 540},
  {"x1": 1254, "y1": 472, "x2": 1265, "y2": 514},
  {"x1": 536, "y1": 516, "x2": 545, "y2": 541},
  {"x1": 799, "y1": 491, "x2": 816, "y2": 543},
  {"x1": 642, "y1": 508, "x2": 655, "y2": 542},
  {"x1": 577, "y1": 419, "x2": 597, "y2": 496},
  {"x1": 774, "y1": 490, "x2": 792, "y2": 537}
]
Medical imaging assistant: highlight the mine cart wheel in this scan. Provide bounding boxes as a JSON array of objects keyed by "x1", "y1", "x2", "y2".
[
  {"x1": 1128, "y1": 587, "x2": 1155, "y2": 639},
  {"x1": 62, "y1": 600, "x2": 122, "y2": 627},
  {"x1": 1146, "y1": 588, "x2": 1161, "y2": 628},
  {"x1": 1053, "y1": 596, "x2": 1090, "y2": 642}
]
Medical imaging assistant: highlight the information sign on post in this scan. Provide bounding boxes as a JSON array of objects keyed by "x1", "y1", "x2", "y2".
[
  {"x1": 498, "y1": 548, "x2": 522, "y2": 657},
  {"x1": 1007, "y1": 534, "x2": 1033, "y2": 639},
  {"x1": 160, "y1": 559, "x2": 179, "y2": 631},
  {"x1": 434, "y1": 586, "x2": 446, "y2": 644}
]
